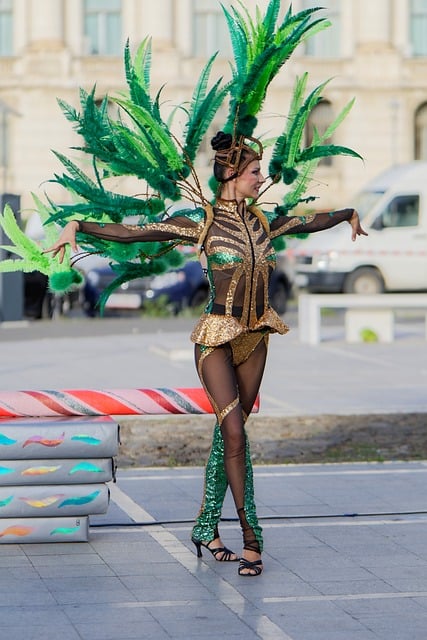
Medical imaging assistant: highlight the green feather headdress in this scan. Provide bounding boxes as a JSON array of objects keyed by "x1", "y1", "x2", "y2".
[{"x1": 0, "y1": 0, "x2": 362, "y2": 310}]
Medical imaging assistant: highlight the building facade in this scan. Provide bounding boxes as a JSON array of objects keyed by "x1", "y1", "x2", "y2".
[{"x1": 0, "y1": 0, "x2": 426, "y2": 216}]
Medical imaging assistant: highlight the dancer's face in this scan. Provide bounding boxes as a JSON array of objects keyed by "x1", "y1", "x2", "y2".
[{"x1": 234, "y1": 160, "x2": 265, "y2": 201}]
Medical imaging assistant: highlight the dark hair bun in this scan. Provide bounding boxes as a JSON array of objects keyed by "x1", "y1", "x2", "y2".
[{"x1": 211, "y1": 131, "x2": 232, "y2": 152}]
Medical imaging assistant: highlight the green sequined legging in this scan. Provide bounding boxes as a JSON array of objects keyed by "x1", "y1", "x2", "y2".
[
  {"x1": 191, "y1": 333, "x2": 268, "y2": 552},
  {"x1": 191, "y1": 422, "x2": 263, "y2": 550}
]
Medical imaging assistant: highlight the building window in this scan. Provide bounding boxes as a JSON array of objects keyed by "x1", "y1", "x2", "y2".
[
  {"x1": 84, "y1": 0, "x2": 122, "y2": 56},
  {"x1": 301, "y1": 0, "x2": 341, "y2": 57},
  {"x1": 305, "y1": 101, "x2": 334, "y2": 166},
  {"x1": 415, "y1": 103, "x2": 427, "y2": 159},
  {"x1": 0, "y1": 0, "x2": 13, "y2": 56},
  {"x1": 410, "y1": 0, "x2": 427, "y2": 56},
  {"x1": 192, "y1": 0, "x2": 232, "y2": 58}
]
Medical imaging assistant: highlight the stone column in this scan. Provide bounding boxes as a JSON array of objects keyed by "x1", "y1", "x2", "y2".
[
  {"x1": 174, "y1": 0, "x2": 192, "y2": 56},
  {"x1": 355, "y1": 0, "x2": 391, "y2": 49},
  {"x1": 27, "y1": 0, "x2": 64, "y2": 50},
  {"x1": 393, "y1": 0, "x2": 410, "y2": 56},
  {"x1": 352, "y1": 0, "x2": 399, "y2": 85},
  {"x1": 131, "y1": 0, "x2": 173, "y2": 49}
]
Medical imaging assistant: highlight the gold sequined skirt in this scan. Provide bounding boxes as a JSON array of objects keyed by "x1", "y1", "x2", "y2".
[{"x1": 190, "y1": 307, "x2": 289, "y2": 347}]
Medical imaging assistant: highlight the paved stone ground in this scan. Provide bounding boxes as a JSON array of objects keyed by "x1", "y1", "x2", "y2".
[
  {"x1": 0, "y1": 314, "x2": 426, "y2": 639},
  {"x1": 3, "y1": 462, "x2": 427, "y2": 639}
]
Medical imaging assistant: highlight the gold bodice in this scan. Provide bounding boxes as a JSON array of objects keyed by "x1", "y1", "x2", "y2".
[{"x1": 190, "y1": 199, "x2": 288, "y2": 345}]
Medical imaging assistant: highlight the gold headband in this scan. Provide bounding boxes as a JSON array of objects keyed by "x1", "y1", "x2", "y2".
[{"x1": 214, "y1": 135, "x2": 263, "y2": 176}]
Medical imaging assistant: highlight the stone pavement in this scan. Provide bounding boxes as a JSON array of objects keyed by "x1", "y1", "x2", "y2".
[
  {"x1": 0, "y1": 313, "x2": 427, "y2": 639},
  {"x1": 3, "y1": 462, "x2": 427, "y2": 640}
]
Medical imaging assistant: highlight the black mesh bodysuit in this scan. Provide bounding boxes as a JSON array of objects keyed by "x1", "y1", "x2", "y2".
[{"x1": 79, "y1": 201, "x2": 353, "y2": 555}]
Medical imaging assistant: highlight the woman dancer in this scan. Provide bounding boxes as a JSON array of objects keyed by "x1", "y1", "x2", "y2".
[{"x1": 44, "y1": 130, "x2": 367, "y2": 576}]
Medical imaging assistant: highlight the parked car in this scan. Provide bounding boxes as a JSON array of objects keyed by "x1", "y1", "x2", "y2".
[
  {"x1": 288, "y1": 162, "x2": 427, "y2": 294},
  {"x1": 82, "y1": 250, "x2": 294, "y2": 317},
  {"x1": 82, "y1": 258, "x2": 209, "y2": 316}
]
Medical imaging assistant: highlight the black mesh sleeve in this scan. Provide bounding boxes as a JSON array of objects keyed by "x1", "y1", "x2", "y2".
[
  {"x1": 269, "y1": 208, "x2": 353, "y2": 239},
  {"x1": 78, "y1": 213, "x2": 204, "y2": 244}
]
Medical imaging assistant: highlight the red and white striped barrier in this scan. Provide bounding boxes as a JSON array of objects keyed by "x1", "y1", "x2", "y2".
[{"x1": 0, "y1": 388, "x2": 260, "y2": 418}]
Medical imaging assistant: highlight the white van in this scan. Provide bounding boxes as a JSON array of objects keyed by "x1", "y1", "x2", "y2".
[{"x1": 288, "y1": 162, "x2": 427, "y2": 294}]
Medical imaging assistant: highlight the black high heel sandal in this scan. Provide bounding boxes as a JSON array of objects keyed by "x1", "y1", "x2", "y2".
[
  {"x1": 238, "y1": 554, "x2": 263, "y2": 576},
  {"x1": 237, "y1": 508, "x2": 263, "y2": 576},
  {"x1": 191, "y1": 537, "x2": 239, "y2": 562},
  {"x1": 238, "y1": 538, "x2": 263, "y2": 576}
]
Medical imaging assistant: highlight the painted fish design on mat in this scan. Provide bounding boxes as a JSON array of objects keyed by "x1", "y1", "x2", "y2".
[
  {"x1": 0, "y1": 466, "x2": 14, "y2": 475},
  {"x1": 19, "y1": 495, "x2": 65, "y2": 508},
  {"x1": 22, "y1": 466, "x2": 61, "y2": 476},
  {"x1": 59, "y1": 490, "x2": 101, "y2": 507},
  {"x1": 0, "y1": 525, "x2": 33, "y2": 537},
  {"x1": 70, "y1": 435, "x2": 101, "y2": 446},
  {"x1": 22, "y1": 433, "x2": 65, "y2": 448},
  {"x1": 69, "y1": 462, "x2": 103, "y2": 474},
  {"x1": 50, "y1": 526, "x2": 81, "y2": 535}
]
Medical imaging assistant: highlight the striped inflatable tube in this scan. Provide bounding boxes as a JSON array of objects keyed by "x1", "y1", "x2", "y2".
[{"x1": 0, "y1": 388, "x2": 260, "y2": 418}]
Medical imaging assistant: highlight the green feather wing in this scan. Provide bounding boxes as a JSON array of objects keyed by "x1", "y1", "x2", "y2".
[
  {"x1": 112, "y1": 98, "x2": 184, "y2": 172},
  {"x1": 0, "y1": 205, "x2": 82, "y2": 294},
  {"x1": 0, "y1": 206, "x2": 50, "y2": 273},
  {"x1": 298, "y1": 144, "x2": 363, "y2": 163},
  {"x1": 268, "y1": 73, "x2": 362, "y2": 210},
  {"x1": 269, "y1": 74, "x2": 361, "y2": 176}
]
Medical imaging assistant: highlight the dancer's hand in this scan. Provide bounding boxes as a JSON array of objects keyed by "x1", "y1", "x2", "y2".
[
  {"x1": 348, "y1": 210, "x2": 368, "y2": 241},
  {"x1": 43, "y1": 221, "x2": 79, "y2": 263}
]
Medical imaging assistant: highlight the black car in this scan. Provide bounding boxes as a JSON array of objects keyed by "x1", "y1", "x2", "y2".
[{"x1": 83, "y1": 258, "x2": 209, "y2": 316}]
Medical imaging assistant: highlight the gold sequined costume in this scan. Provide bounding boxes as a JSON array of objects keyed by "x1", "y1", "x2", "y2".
[
  {"x1": 79, "y1": 201, "x2": 352, "y2": 343},
  {"x1": 79, "y1": 201, "x2": 353, "y2": 549}
]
